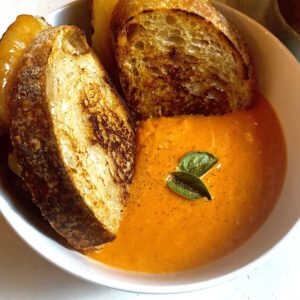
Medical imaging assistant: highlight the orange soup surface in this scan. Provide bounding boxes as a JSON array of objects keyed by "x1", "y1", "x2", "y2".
[{"x1": 88, "y1": 96, "x2": 286, "y2": 273}]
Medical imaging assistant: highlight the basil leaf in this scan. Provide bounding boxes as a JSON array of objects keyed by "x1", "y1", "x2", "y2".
[
  {"x1": 178, "y1": 152, "x2": 218, "y2": 177},
  {"x1": 167, "y1": 171, "x2": 211, "y2": 200}
]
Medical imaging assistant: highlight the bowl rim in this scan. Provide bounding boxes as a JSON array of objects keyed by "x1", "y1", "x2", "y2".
[{"x1": 0, "y1": 0, "x2": 299, "y2": 294}]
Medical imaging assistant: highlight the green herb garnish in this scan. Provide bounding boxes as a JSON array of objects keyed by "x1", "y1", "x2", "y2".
[
  {"x1": 167, "y1": 171, "x2": 212, "y2": 200},
  {"x1": 178, "y1": 152, "x2": 218, "y2": 177},
  {"x1": 166, "y1": 151, "x2": 218, "y2": 200}
]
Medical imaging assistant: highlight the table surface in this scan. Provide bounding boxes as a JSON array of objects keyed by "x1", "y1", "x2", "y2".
[{"x1": 0, "y1": 1, "x2": 299, "y2": 299}]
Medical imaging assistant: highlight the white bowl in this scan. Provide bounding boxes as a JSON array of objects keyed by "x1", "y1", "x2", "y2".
[{"x1": 0, "y1": 0, "x2": 299, "y2": 294}]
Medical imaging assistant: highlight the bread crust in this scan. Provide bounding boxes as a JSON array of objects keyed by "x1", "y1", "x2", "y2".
[
  {"x1": 111, "y1": 0, "x2": 257, "y2": 119},
  {"x1": 112, "y1": 0, "x2": 252, "y2": 67},
  {"x1": 9, "y1": 26, "x2": 135, "y2": 251}
]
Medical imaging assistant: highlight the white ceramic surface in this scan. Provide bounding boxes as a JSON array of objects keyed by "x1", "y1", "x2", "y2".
[{"x1": 0, "y1": 0, "x2": 299, "y2": 294}]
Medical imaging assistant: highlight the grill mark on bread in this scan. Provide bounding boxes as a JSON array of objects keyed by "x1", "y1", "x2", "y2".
[
  {"x1": 123, "y1": 48, "x2": 232, "y2": 117},
  {"x1": 80, "y1": 61, "x2": 135, "y2": 188},
  {"x1": 86, "y1": 108, "x2": 134, "y2": 186}
]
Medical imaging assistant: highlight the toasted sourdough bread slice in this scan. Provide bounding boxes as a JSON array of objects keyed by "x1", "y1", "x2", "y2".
[
  {"x1": 111, "y1": 0, "x2": 257, "y2": 119},
  {"x1": 9, "y1": 26, "x2": 135, "y2": 251}
]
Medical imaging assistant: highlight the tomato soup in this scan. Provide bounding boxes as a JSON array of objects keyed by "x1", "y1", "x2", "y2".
[{"x1": 88, "y1": 96, "x2": 286, "y2": 273}]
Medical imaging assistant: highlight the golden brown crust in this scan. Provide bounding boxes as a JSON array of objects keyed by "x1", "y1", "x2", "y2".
[
  {"x1": 9, "y1": 26, "x2": 135, "y2": 251},
  {"x1": 111, "y1": 0, "x2": 257, "y2": 119}
]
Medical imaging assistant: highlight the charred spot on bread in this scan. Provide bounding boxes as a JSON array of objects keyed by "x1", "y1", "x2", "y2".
[{"x1": 112, "y1": 0, "x2": 257, "y2": 119}]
